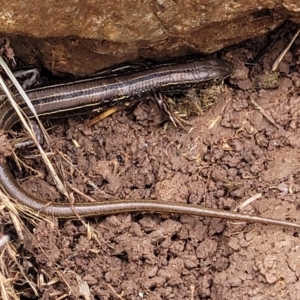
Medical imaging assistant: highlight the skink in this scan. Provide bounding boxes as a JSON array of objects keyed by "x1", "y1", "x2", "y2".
[{"x1": 0, "y1": 58, "x2": 299, "y2": 228}]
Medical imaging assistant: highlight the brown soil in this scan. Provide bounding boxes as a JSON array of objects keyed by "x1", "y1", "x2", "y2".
[{"x1": 2, "y1": 22, "x2": 300, "y2": 300}]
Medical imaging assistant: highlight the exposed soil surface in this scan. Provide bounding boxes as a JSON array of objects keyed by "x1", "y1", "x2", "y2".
[{"x1": 2, "y1": 22, "x2": 300, "y2": 299}]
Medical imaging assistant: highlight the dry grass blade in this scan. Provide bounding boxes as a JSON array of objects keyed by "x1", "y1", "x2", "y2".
[
  {"x1": 0, "y1": 58, "x2": 68, "y2": 198},
  {"x1": 107, "y1": 284, "x2": 125, "y2": 300},
  {"x1": 1, "y1": 185, "x2": 53, "y2": 225},
  {"x1": 0, "y1": 271, "x2": 17, "y2": 300},
  {"x1": 0, "y1": 187, "x2": 77, "y2": 299},
  {"x1": 0, "y1": 56, "x2": 48, "y2": 142},
  {"x1": 0, "y1": 188, "x2": 19, "y2": 217},
  {"x1": 249, "y1": 95, "x2": 284, "y2": 131},
  {"x1": 0, "y1": 187, "x2": 45, "y2": 299},
  {"x1": 272, "y1": 27, "x2": 300, "y2": 71},
  {"x1": 234, "y1": 193, "x2": 262, "y2": 211},
  {"x1": 5, "y1": 242, "x2": 39, "y2": 297},
  {"x1": 88, "y1": 105, "x2": 127, "y2": 127}
]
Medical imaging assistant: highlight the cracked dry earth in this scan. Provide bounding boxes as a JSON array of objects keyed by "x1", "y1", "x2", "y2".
[{"x1": 3, "y1": 23, "x2": 300, "y2": 299}]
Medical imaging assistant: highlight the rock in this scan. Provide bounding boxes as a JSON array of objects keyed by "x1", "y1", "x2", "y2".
[{"x1": 0, "y1": 1, "x2": 297, "y2": 74}]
